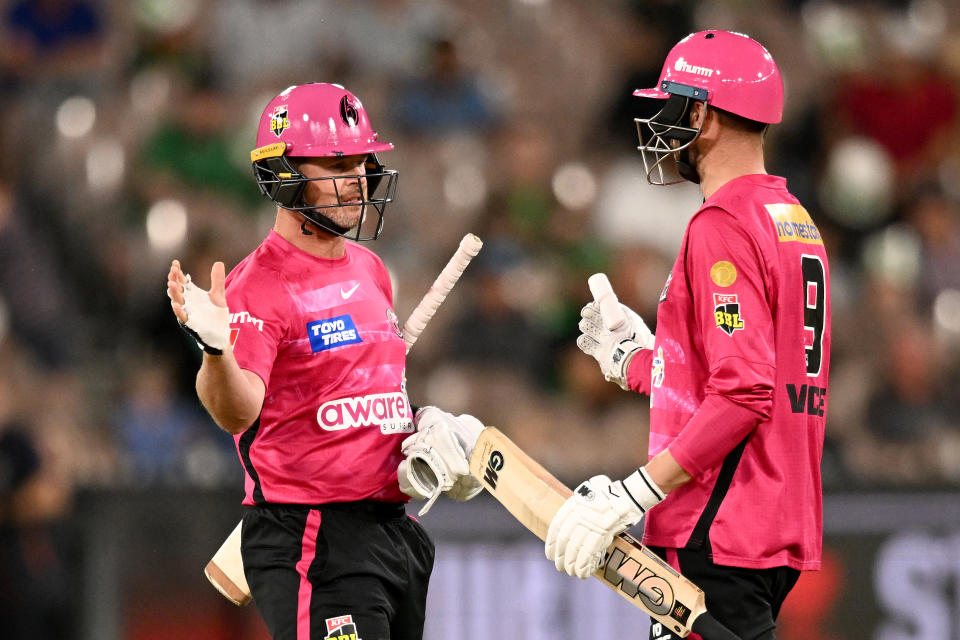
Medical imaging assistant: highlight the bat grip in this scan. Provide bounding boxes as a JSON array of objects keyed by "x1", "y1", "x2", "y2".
[
  {"x1": 402, "y1": 234, "x2": 482, "y2": 353},
  {"x1": 587, "y1": 273, "x2": 627, "y2": 331},
  {"x1": 690, "y1": 612, "x2": 742, "y2": 640}
]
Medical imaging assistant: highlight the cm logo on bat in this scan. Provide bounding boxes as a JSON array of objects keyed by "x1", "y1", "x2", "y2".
[
  {"x1": 483, "y1": 450, "x2": 504, "y2": 489},
  {"x1": 602, "y1": 545, "x2": 687, "y2": 623}
]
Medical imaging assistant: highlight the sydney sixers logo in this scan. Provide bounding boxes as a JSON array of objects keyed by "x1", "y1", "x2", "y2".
[{"x1": 340, "y1": 95, "x2": 359, "y2": 126}]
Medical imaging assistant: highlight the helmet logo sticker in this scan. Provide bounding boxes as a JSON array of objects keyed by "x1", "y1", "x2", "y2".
[
  {"x1": 270, "y1": 105, "x2": 290, "y2": 137},
  {"x1": 674, "y1": 57, "x2": 715, "y2": 77},
  {"x1": 340, "y1": 95, "x2": 359, "y2": 127}
]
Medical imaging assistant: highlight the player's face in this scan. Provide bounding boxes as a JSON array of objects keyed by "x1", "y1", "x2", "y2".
[{"x1": 296, "y1": 154, "x2": 368, "y2": 228}]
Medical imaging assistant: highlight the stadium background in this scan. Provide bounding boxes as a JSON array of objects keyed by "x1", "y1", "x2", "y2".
[{"x1": 1, "y1": 0, "x2": 959, "y2": 638}]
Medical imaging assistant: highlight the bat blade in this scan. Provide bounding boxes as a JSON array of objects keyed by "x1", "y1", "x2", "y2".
[
  {"x1": 469, "y1": 427, "x2": 738, "y2": 640},
  {"x1": 203, "y1": 522, "x2": 250, "y2": 606}
]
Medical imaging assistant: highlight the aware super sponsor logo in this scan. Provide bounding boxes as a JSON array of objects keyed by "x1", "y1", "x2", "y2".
[
  {"x1": 765, "y1": 203, "x2": 823, "y2": 245},
  {"x1": 317, "y1": 392, "x2": 413, "y2": 434}
]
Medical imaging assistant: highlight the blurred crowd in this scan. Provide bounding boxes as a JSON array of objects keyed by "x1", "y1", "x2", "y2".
[{"x1": 1, "y1": 0, "x2": 960, "y2": 612}]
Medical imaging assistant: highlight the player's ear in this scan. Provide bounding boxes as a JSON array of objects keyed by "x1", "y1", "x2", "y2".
[{"x1": 689, "y1": 102, "x2": 706, "y2": 129}]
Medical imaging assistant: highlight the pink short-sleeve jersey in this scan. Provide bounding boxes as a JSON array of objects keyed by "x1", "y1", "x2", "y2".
[
  {"x1": 225, "y1": 231, "x2": 412, "y2": 505},
  {"x1": 627, "y1": 174, "x2": 830, "y2": 571}
]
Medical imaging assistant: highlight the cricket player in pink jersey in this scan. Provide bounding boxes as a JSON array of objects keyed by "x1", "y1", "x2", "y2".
[
  {"x1": 545, "y1": 32, "x2": 830, "y2": 639},
  {"x1": 167, "y1": 83, "x2": 483, "y2": 640}
]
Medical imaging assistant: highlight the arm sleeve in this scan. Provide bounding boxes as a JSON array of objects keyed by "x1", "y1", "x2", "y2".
[
  {"x1": 626, "y1": 348, "x2": 653, "y2": 395},
  {"x1": 668, "y1": 207, "x2": 776, "y2": 476},
  {"x1": 225, "y1": 269, "x2": 289, "y2": 388}
]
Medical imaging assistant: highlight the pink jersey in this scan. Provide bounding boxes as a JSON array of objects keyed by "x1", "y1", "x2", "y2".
[
  {"x1": 626, "y1": 174, "x2": 830, "y2": 571},
  {"x1": 225, "y1": 231, "x2": 412, "y2": 506}
]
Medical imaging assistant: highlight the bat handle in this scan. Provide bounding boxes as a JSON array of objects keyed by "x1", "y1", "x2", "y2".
[
  {"x1": 587, "y1": 273, "x2": 627, "y2": 331},
  {"x1": 690, "y1": 612, "x2": 743, "y2": 640}
]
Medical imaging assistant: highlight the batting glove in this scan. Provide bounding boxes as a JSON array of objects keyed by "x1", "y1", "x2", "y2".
[
  {"x1": 397, "y1": 407, "x2": 485, "y2": 515},
  {"x1": 577, "y1": 301, "x2": 654, "y2": 390},
  {"x1": 545, "y1": 469, "x2": 664, "y2": 579},
  {"x1": 176, "y1": 275, "x2": 231, "y2": 355}
]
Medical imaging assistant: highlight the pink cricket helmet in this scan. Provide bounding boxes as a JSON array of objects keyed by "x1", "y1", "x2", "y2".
[
  {"x1": 633, "y1": 31, "x2": 783, "y2": 185},
  {"x1": 253, "y1": 82, "x2": 395, "y2": 156},
  {"x1": 250, "y1": 83, "x2": 398, "y2": 240},
  {"x1": 634, "y1": 30, "x2": 783, "y2": 124}
]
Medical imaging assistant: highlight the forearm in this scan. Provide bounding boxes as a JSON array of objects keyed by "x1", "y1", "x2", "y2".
[
  {"x1": 644, "y1": 448, "x2": 692, "y2": 494},
  {"x1": 669, "y1": 392, "x2": 767, "y2": 476},
  {"x1": 196, "y1": 352, "x2": 264, "y2": 435},
  {"x1": 625, "y1": 349, "x2": 654, "y2": 395}
]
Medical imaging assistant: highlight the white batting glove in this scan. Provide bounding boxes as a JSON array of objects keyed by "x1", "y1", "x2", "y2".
[
  {"x1": 175, "y1": 274, "x2": 230, "y2": 355},
  {"x1": 397, "y1": 407, "x2": 485, "y2": 514},
  {"x1": 545, "y1": 469, "x2": 665, "y2": 579},
  {"x1": 577, "y1": 301, "x2": 654, "y2": 390}
]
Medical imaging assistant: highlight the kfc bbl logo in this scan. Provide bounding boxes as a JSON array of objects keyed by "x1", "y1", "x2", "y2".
[
  {"x1": 713, "y1": 293, "x2": 745, "y2": 335},
  {"x1": 270, "y1": 105, "x2": 290, "y2": 137},
  {"x1": 340, "y1": 95, "x2": 359, "y2": 127},
  {"x1": 325, "y1": 614, "x2": 361, "y2": 640}
]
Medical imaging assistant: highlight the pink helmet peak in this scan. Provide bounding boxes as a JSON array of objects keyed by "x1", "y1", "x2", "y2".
[
  {"x1": 634, "y1": 30, "x2": 783, "y2": 124},
  {"x1": 254, "y1": 83, "x2": 394, "y2": 157}
]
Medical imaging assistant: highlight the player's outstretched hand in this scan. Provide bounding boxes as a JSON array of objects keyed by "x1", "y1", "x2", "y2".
[
  {"x1": 545, "y1": 469, "x2": 664, "y2": 578},
  {"x1": 577, "y1": 301, "x2": 654, "y2": 390},
  {"x1": 167, "y1": 260, "x2": 230, "y2": 355}
]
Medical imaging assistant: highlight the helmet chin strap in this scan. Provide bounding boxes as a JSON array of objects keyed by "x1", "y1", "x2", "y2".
[
  {"x1": 675, "y1": 147, "x2": 701, "y2": 184},
  {"x1": 299, "y1": 207, "x2": 355, "y2": 238}
]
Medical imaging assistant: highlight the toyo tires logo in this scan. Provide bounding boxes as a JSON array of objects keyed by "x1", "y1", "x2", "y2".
[{"x1": 317, "y1": 392, "x2": 413, "y2": 434}]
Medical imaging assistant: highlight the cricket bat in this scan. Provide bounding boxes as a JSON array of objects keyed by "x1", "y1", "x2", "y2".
[
  {"x1": 204, "y1": 234, "x2": 484, "y2": 606},
  {"x1": 469, "y1": 427, "x2": 741, "y2": 640}
]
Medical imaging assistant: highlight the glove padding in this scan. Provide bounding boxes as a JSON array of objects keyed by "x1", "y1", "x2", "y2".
[
  {"x1": 175, "y1": 275, "x2": 230, "y2": 355},
  {"x1": 545, "y1": 468, "x2": 665, "y2": 579},
  {"x1": 576, "y1": 301, "x2": 654, "y2": 390},
  {"x1": 397, "y1": 407, "x2": 485, "y2": 515}
]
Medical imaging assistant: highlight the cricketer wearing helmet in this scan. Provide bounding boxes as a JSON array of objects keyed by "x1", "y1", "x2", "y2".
[
  {"x1": 546, "y1": 32, "x2": 831, "y2": 640},
  {"x1": 167, "y1": 83, "x2": 483, "y2": 640}
]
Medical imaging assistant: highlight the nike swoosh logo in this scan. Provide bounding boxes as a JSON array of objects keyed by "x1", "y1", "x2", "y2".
[{"x1": 340, "y1": 283, "x2": 360, "y2": 299}]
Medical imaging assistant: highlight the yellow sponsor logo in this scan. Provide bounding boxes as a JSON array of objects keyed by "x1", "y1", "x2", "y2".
[
  {"x1": 710, "y1": 260, "x2": 737, "y2": 287},
  {"x1": 250, "y1": 142, "x2": 286, "y2": 162},
  {"x1": 766, "y1": 203, "x2": 823, "y2": 245}
]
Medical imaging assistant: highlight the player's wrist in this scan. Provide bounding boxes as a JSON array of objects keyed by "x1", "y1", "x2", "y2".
[
  {"x1": 619, "y1": 466, "x2": 665, "y2": 517},
  {"x1": 605, "y1": 339, "x2": 643, "y2": 389},
  {"x1": 180, "y1": 322, "x2": 226, "y2": 355}
]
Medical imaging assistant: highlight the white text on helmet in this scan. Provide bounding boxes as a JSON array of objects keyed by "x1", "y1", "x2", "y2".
[
  {"x1": 674, "y1": 57, "x2": 715, "y2": 77},
  {"x1": 317, "y1": 392, "x2": 413, "y2": 434}
]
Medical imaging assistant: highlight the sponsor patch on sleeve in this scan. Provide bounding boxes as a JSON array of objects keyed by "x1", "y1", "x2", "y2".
[
  {"x1": 325, "y1": 614, "x2": 361, "y2": 640},
  {"x1": 307, "y1": 314, "x2": 363, "y2": 352},
  {"x1": 765, "y1": 203, "x2": 824, "y2": 245},
  {"x1": 710, "y1": 260, "x2": 737, "y2": 287},
  {"x1": 713, "y1": 293, "x2": 745, "y2": 335}
]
